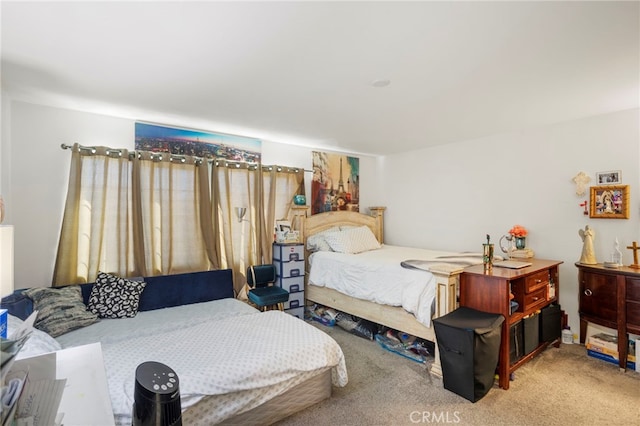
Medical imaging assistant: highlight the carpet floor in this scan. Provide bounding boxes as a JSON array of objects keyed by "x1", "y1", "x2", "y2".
[{"x1": 276, "y1": 321, "x2": 640, "y2": 426}]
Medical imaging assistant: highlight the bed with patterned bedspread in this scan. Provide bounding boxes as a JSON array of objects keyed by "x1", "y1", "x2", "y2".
[{"x1": 2, "y1": 269, "x2": 347, "y2": 425}]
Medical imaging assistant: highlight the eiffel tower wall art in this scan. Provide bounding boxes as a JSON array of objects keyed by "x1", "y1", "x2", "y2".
[{"x1": 311, "y1": 151, "x2": 360, "y2": 215}]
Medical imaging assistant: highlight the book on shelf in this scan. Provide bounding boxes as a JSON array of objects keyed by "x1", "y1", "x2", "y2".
[{"x1": 510, "y1": 249, "x2": 535, "y2": 259}]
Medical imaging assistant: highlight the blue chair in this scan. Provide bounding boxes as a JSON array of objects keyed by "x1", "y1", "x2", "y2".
[{"x1": 246, "y1": 265, "x2": 289, "y2": 311}]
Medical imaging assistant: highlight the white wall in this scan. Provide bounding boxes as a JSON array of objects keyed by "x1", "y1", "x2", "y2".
[
  {"x1": 2, "y1": 100, "x2": 378, "y2": 289},
  {"x1": 3, "y1": 99, "x2": 639, "y2": 335},
  {"x1": 260, "y1": 140, "x2": 378, "y2": 206},
  {"x1": 1, "y1": 94, "x2": 12, "y2": 214},
  {"x1": 379, "y1": 108, "x2": 640, "y2": 335},
  {"x1": 8, "y1": 101, "x2": 133, "y2": 288}
]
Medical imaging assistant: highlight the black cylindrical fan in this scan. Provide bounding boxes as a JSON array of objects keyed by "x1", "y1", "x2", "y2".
[{"x1": 132, "y1": 361, "x2": 182, "y2": 426}]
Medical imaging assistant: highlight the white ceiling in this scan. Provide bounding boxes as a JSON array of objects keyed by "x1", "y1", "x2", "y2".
[{"x1": 1, "y1": 1, "x2": 638, "y2": 156}]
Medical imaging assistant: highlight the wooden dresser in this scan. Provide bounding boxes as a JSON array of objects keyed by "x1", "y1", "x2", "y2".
[
  {"x1": 460, "y1": 259, "x2": 563, "y2": 390},
  {"x1": 576, "y1": 263, "x2": 640, "y2": 370}
]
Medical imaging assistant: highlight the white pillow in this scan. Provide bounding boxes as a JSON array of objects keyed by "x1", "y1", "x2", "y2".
[
  {"x1": 306, "y1": 227, "x2": 341, "y2": 252},
  {"x1": 324, "y1": 225, "x2": 381, "y2": 254},
  {"x1": 7, "y1": 314, "x2": 63, "y2": 359}
]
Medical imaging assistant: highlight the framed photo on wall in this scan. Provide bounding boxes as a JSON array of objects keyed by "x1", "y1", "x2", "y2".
[
  {"x1": 589, "y1": 185, "x2": 629, "y2": 219},
  {"x1": 595, "y1": 170, "x2": 621, "y2": 185}
]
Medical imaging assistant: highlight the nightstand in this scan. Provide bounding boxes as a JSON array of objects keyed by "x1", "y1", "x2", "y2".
[
  {"x1": 460, "y1": 259, "x2": 563, "y2": 390},
  {"x1": 576, "y1": 263, "x2": 640, "y2": 371}
]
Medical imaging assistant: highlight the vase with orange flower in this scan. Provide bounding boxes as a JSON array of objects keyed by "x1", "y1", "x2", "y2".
[{"x1": 509, "y1": 225, "x2": 528, "y2": 250}]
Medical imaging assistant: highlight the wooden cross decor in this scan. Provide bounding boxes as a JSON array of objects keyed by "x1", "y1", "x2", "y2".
[{"x1": 627, "y1": 241, "x2": 640, "y2": 269}]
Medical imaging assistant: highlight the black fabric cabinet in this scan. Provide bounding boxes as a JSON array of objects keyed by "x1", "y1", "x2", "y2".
[
  {"x1": 433, "y1": 307, "x2": 504, "y2": 402},
  {"x1": 540, "y1": 304, "x2": 562, "y2": 342},
  {"x1": 523, "y1": 313, "x2": 540, "y2": 355},
  {"x1": 510, "y1": 321, "x2": 524, "y2": 364}
]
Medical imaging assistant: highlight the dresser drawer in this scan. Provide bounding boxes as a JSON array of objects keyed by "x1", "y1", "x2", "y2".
[
  {"x1": 626, "y1": 278, "x2": 640, "y2": 302},
  {"x1": 580, "y1": 271, "x2": 617, "y2": 321},
  {"x1": 525, "y1": 271, "x2": 549, "y2": 293},
  {"x1": 627, "y1": 300, "x2": 640, "y2": 326},
  {"x1": 285, "y1": 291, "x2": 305, "y2": 310},
  {"x1": 274, "y1": 260, "x2": 305, "y2": 278},
  {"x1": 523, "y1": 287, "x2": 548, "y2": 312},
  {"x1": 273, "y1": 244, "x2": 304, "y2": 262},
  {"x1": 275, "y1": 275, "x2": 304, "y2": 293},
  {"x1": 285, "y1": 306, "x2": 305, "y2": 320}
]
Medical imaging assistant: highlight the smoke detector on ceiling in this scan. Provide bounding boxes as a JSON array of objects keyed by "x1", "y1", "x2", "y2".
[{"x1": 371, "y1": 79, "x2": 391, "y2": 88}]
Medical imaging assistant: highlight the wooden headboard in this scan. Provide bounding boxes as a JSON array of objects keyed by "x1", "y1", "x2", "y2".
[
  {"x1": 294, "y1": 206, "x2": 386, "y2": 244},
  {"x1": 296, "y1": 205, "x2": 459, "y2": 380}
]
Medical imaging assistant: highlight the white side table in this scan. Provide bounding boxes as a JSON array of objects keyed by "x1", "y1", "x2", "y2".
[{"x1": 56, "y1": 342, "x2": 115, "y2": 426}]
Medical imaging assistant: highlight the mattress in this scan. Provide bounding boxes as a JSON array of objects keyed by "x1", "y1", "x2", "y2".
[
  {"x1": 308, "y1": 245, "x2": 460, "y2": 327},
  {"x1": 57, "y1": 298, "x2": 347, "y2": 425},
  {"x1": 191, "y1": 368, "x2": 332, "y2": 426}
]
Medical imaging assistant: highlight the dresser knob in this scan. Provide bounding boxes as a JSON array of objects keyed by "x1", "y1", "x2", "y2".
[
  {"x1": 535, "y1": 279, "x2": 542, "y2": 283},
  {"x1": 584, "y1": 289, "x2": 593, "y2": 296}
]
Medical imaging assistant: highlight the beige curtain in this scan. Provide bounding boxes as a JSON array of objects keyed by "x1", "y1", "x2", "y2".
[
  {"x1": 132, "y1": 152, "x2": 218, "y2": 277},
  {"x1": 260, "y1": 166, "x2": 305, "y2": 261},
  {"x1": 211, "y1": 161, "x2": 260, "y2": 295},
  {"x1": 54, "y1": 144, "x2": 303, "y2": 289},
  {"x1": 211, "y1": 162, "x2": 304, "y2": 295},
  {"x1": 53, "y1": 145, "x2": 135, "y2": 285},
  {"x1": 53, "y1": 146, "x2": 218, "y2": 285}
]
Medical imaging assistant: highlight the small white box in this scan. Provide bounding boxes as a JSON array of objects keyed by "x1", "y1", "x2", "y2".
[
  {"x1": 286, "y1": 291, "x2": 304, "y2": 310},
  {"x1": 586, "y1": 336, "x2": 636, "y2": 365},
  {"x1": 274, "y1": 260, "x2": 305, "y2": 278},
  {"x1": 586, "y1": 343, "x2": 618, "y2": 358},
  {"x1": 588, "y1": 333, "x2": 618, "y2": 352},
  {"x1": 276, "y1": 275, "x2": 304, "y2": 293}
]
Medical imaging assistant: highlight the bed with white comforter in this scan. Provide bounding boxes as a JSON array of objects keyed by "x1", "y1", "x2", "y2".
[
  {"x1": 309, "y1": 245, "x2": 491, "y2": 328},
  {"x1": 308, "y1": 245, "x2": 454, "y2": 327},
  {"x1": 55, "y1": 298, "x2": 348, "y2": 425},
  {"x1": 301, "y1": 209, "x2": 489, "y2": 378}
]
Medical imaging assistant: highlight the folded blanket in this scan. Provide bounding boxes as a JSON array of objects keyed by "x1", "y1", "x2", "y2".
[{"x1": 401, "y1": 253, "x2": 502, "y2": 274}]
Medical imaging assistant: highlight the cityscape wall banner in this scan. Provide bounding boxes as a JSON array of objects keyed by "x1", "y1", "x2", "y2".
[{"x1": 135, "y1": 122, "x2": 262, "y2": 163}]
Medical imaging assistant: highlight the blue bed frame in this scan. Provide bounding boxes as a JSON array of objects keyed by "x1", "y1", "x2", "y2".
[{"x1": 1, "y1": 269, "x2": 235, "y2": 320}]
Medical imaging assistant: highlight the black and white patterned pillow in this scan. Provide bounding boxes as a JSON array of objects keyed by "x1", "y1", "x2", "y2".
[{"x1": 88, "y1": 272, "x2": 147, "y2": 319}]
